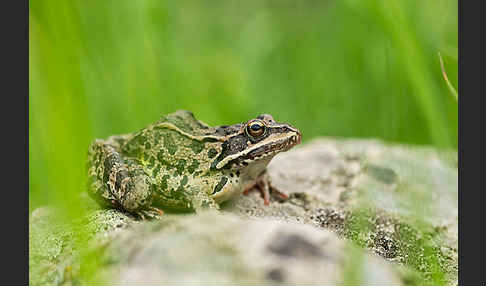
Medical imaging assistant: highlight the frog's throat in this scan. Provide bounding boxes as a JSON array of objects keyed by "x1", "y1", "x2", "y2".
[{"x1": 214, "y1": 130, "x2": 300, "y2": 169}]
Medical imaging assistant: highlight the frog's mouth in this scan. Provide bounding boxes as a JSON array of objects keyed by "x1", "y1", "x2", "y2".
[
  {"x1": 234, "y1": 130, "x2": 301, "y2": 166},
  {"x1": 248, "y1": 133, "x2": 300, "y2": 159}
]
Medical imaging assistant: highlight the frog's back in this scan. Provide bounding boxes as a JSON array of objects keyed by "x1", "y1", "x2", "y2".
[
  {"x1": 156, "y1": 110, "x2": 215, "y2": 136},
  {"x1": 113, "y1": 111, "x2": 226, "y2": 210},
  {"x1": 121, "y1": 111, "x2": 217, "y2": 163}
]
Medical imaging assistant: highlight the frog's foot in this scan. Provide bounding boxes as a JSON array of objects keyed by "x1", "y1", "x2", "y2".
[
  {"x1": 134, "y1": 206, "x2": 164, "y2": 220},
  {"x1": 243, "y1": 173, "x2": 288, "y2": 206}
]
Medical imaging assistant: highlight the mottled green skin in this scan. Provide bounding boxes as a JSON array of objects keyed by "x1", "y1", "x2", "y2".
[{"x1": 87, "y1": 110, "x2": 301, "y2": 215}]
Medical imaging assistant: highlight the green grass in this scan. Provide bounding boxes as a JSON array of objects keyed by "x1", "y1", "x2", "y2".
[{"x1": 30, "y1": 0, "x2": 457, "y2": 284}]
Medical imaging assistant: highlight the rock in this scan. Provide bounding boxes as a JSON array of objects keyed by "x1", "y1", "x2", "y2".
[
  {"x1": 102, "y1": 213, "x2": 409, "y2": 286},
  {"x1": 29, "y1": 137, "x2": 458, "y2": 286},
  {"x1": 31, "y1": 210, "x2": 406, "y2": 286}
]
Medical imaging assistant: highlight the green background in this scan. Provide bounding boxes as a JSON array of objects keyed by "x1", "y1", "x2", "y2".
[{"x1": 29, "y1": 0, "x2": 457, "y2": 212}]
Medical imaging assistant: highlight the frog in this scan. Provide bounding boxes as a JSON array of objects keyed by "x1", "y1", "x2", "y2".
[{"x1": 86, "y1": 110, "x2": 301, "y2": 219}]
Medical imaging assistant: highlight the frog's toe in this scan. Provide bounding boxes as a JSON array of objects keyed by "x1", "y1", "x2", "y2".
[
  {"x1": 148, "y1": 206, "x2": 164, "y2": 217},
  {"x1": 268, "y1": 184, "x2": 289, "y2": 201},
  {"x1": 134, "y1": 207, "x2": 164, "y2": 220}
]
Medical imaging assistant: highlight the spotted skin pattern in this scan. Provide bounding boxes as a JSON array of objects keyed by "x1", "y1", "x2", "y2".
[{"x1": 87, "y1": 110, "x2": 301, "y2": 218}]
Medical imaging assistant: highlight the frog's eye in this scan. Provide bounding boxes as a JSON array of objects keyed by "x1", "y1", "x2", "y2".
[{"x1": 246, "y1": 120, "x2": 266, "y2": 138}]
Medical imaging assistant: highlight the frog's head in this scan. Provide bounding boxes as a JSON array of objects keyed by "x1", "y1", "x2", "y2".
[{"x1": 210, "y1": 114, "x2": 301, "y2": 172}]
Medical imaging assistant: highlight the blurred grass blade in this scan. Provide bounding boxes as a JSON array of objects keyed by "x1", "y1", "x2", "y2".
[{"x1": 438, "y1": 52, "x2": 458, "y2": 101}]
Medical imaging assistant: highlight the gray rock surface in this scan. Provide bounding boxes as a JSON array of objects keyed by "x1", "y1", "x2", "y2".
[{"x1": 29, "y1": 137, "x2": 458, "y2": 286}]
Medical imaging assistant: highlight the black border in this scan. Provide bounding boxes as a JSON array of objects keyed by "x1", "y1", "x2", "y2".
[
  {"x1": 3, "y1": 0, "x2": 28, "y2": 283},
  {"x1": 458, "y1": 0, "x2": 477, "y2": 285}
]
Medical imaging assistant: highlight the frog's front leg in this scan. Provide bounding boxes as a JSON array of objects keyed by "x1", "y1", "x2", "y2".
[
  {"x1": 87, "y1": 141, "x2": 163, "y2": 219},
  {"x1": 243, "y1": 170, "x2": 289, "y2": 205}
]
